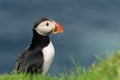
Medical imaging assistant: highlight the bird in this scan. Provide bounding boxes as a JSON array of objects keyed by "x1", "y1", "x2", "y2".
[{"x1": 15, "y1": 17, "x2": 64, "y2": 74}]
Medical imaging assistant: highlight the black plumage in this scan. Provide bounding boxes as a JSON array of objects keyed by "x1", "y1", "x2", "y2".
[{"x1": 16, "y1": 18, "x2": 50, "y2": 73}]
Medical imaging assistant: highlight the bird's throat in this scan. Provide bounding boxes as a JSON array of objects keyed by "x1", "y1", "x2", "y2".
[{"x1": 29, "y1": 29, "x2": 50, "y2": 50}]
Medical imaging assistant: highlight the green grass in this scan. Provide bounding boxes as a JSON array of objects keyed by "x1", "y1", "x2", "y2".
[{"x1": 0, "y1": 51, "x2": 120, "y2": 80}]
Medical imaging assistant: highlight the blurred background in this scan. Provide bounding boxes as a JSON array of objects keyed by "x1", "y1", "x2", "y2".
[{"x1": 0, "y1": 0, "x2": 120, "y2": 75}]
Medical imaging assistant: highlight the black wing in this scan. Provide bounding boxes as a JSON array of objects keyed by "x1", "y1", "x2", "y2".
[{"x1": 16, "y1": 47, "x2": 44, "y2": 73}]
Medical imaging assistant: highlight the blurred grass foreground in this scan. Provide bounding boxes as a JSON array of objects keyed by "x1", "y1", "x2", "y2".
[{"x1": 0, "y1": 51, "x2": 120, "y2": 80}]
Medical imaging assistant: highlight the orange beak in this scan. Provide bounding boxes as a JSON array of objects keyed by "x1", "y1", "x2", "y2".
[{"x1": 52, "y1": 21, "x2": 64, "y2": 34}]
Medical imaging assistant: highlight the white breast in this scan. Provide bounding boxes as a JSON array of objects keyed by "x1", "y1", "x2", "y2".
[{"x1": 42, "y1": 41, "x2": 55, "y2": 74}]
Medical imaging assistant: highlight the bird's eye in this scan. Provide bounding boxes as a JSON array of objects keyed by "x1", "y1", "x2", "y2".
[{"x1": 46, "y1": 22, "x2": 49, "y2": 26}]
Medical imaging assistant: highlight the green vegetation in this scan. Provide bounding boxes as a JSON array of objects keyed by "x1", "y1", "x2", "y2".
[{"x1": 0, "y1": 51, "x2": 120, "y2": 80}]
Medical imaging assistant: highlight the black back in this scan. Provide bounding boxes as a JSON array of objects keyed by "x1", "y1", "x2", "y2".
[{"x1": 16, "y1": 19, "x2": 50, "y2": 73}]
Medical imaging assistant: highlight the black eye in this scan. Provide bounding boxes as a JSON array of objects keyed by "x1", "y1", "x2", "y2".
[{"x1": 46, "y1": 22, "x2": 49, "y2": 26}]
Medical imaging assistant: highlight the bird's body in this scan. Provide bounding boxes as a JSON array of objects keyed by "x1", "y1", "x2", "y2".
[{"x1": 16, "y1": 17, "x2": 63, "y2": 74}]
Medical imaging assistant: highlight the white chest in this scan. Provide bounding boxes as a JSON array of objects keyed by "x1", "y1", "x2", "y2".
[{"x1": 42, "y1": 41, "x2": 55, "y2": 74}]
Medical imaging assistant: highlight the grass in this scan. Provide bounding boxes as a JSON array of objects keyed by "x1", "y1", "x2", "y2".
[{"x1": 0, "y1": 51, "x2": 120, "y2": 80}]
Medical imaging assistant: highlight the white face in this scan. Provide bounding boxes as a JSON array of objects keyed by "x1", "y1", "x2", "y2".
[{"x1": 34, "y1": 20, "x2": 56, "y2": 36}]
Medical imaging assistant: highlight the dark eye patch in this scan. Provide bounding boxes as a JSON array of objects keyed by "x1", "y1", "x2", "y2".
[{"x1": 46, "y1": 22, "x2": 49, "y2": 26}]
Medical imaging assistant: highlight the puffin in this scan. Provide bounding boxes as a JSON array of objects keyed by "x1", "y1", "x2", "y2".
[{"x1": 15, "y1": 17, "x2": 64, "y2": 74}]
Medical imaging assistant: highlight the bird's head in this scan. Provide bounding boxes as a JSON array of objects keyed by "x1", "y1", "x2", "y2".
[{"x1": 33, "y1": 17, "x2": 64, "y2": 36}]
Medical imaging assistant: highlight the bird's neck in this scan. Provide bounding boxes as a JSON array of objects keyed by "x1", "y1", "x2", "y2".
[{"x1": 29, "y1": 29, "x2": 50, "y2": 50}]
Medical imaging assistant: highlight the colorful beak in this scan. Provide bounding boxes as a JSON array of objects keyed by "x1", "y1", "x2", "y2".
[{"x1": 52, "y1": 21, "x2": 64, "y2": 34}]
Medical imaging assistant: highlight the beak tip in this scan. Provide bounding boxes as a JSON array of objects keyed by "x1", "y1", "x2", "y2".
[
  {"x1": 55, "y1": 22, "x2": 64, "y2": 33},
  {"x1": 60, "y1": 29, "x2": 64, "y2": 33}
]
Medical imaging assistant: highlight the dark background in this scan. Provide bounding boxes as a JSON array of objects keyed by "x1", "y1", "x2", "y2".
[{"x1": 0, "y1": 0, "x2": 120, "y2": 75}]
